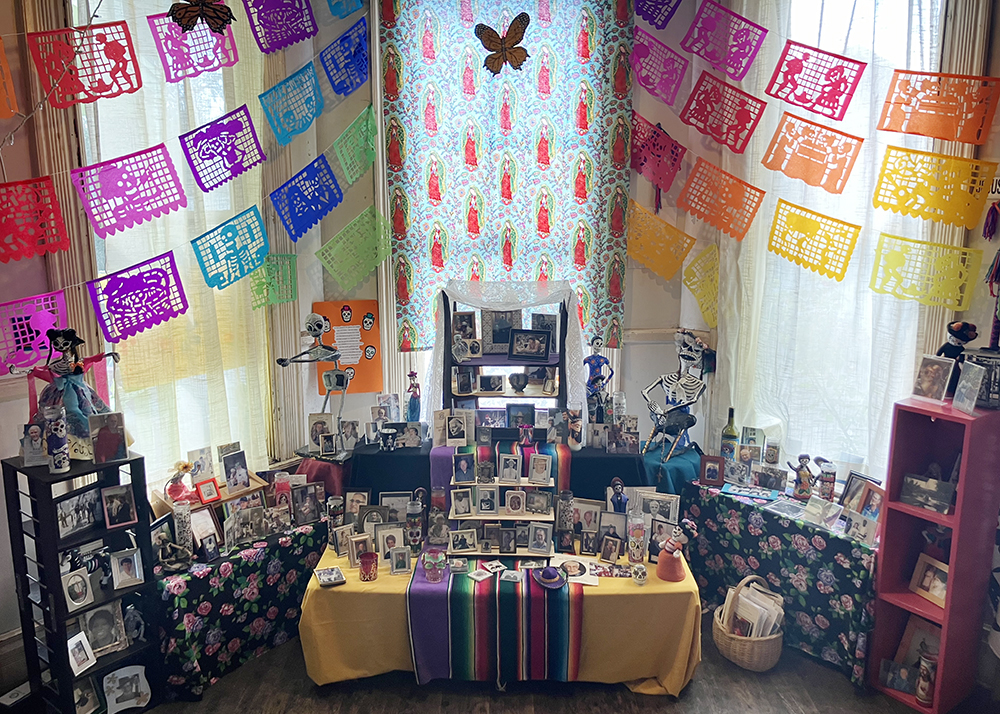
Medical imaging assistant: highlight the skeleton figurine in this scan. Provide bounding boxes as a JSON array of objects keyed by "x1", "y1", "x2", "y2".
[
  {"x1": 124, "y1": 605, "x2": 146, "y2": 642},
  {"x1": 154, "y1": 531, "x2": 194, "y2": 573},
  {"x1": 640, "y1": 330, "x2": 708, "y2": 457},
  {"x1": 583, "y1": 335, "x2": 614, "y2": 388},
  {"x1": 275, "y1": 313, "x2": 340, "y2": 367}
]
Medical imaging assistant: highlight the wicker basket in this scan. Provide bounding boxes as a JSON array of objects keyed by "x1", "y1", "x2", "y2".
[{"x1": 712, "y1": 574, "x2": 784, "y2": 672}]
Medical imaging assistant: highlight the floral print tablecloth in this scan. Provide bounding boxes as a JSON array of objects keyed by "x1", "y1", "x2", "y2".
[
  {"x1": 156, "y1": 523, "x2": 326, "y2": 699},
  {"x1": 684, "y1": 484, "x2": 876, "y2": 687}
]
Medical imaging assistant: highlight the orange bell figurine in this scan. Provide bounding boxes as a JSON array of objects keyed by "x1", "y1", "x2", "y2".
[{"x1": 656, "y1": 518, "x2": 697, "y2": 582}]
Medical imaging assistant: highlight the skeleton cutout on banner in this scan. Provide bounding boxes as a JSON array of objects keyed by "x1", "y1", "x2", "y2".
[
  {"x1": 680, "y1": 0, "x2": 767, "y2": 82},
  {"x1": 320, "y1": 17, "x2": 369, "y2": 96},
  {"x1": 241, "y1": 0, "x2": 317, "y2": 54},
  {"x1": 147, "y1": 12, "x2": 239, "y2": 84},
  {"x1": 683, "y1": 244, "x2": 719, "y2": 329},
  {"x1": 190, "y1": 206, "x2": 269, "y2": 290},
  {"x1": 180, "y1": 105, "x2": 267, "y2": 193},
  {"x1": 878, "y1": 70, "x2": 1000, "y2": 145},
  {"x1": 249, "y1": 254, "x2": 298, "y2": 310},
  {"x1": 258, "y1": 63, "x2": 325, "y2": 146},
  {"x1": 630, "y1": 27, "x2": 687, "y2": 106},
  {"x1": 765, "y1": 40, "x2": 867, "y2": 121},
  {"x1": 679, "y1": 71, "x2": 766, "y2": 154},
  {"x1": 761, "y1": 112, "x2": 864, "y2": 194},
  {"x1": 640, "y1": 329, "x2": 710, "y2": 458},
  {"x1": 270, "y1": 155, "x2": 343, "y2": 241},
  {"x1": 869, "y1": 233, "x2": 983, "y2": 311},
  {"x1": 767, "y1": 199, "x2": 862, "y2": 282},
  {"x1": 627, "y1": 201, "x2": 695, "y2": 282},
  {"x1": 631, "y1": 112, "x2": 687, "y2": 192}
]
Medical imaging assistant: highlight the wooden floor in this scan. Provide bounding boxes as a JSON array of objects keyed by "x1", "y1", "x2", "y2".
[{"x1": 151, "y1": 615, "x2": 994, "y2": 714}]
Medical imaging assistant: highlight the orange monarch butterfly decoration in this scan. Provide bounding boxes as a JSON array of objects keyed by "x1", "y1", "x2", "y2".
[
  {"x1": 168, "y1": 0, "x2": 236, "y2": 34},
  {"x1": 474, "y1": 12, "x2": 531, "y2": 76}
]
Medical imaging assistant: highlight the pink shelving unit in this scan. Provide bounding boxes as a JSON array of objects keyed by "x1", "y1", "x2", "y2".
[{"x1": 868, "y1": 398, "x2": 1000, "y2": 713}]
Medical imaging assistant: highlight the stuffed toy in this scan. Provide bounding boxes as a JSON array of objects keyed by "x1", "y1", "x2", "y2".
[{"x1": 937, "y1": 321, "x2": 978, "y2": 394}]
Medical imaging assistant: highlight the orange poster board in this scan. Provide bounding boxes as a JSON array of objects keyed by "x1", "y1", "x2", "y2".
[{"x1": 313, "y1": 300, "x2": 383, "y2": 395}]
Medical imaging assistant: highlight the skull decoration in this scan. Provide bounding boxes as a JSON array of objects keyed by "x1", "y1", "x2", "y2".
[
  {"x1": 632, "y1": 563, "x2": 648, "y2": 586},
  {"x1": 341, "y1": 305, "x2": 353, "y2": 323},
  {"x1": 345, "y1": 367, "x2": 356, "y2": 380},
  {"x1": 43, "y1": 406, "x2": 70, "y2": 474},
  {"x1": 421, "y1": 548, "x2": 448, "y2": 583},
  {"x1": 364, "y1": 345, "x2": 377, "y2": 360},
  {"x1": 304, "y1": 313, "x2": 326, "y2": 338},
  {"x1": 362, "y1": 312, "x2": 375, "y2": 331}
]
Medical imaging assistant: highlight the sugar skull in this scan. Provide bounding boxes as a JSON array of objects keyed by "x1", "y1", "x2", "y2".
[
  {"x1": 364, "y1": 345, "x2": 377, "y2": 360},
  {"x1": 421, "y1": 548, "x2": 448, "y2": 583},
  {"x1": 345, "y1": 367, "x2": 356, "y2": 380},
  {"x1": 632, "y1": 563, "x2": 647, "y2": 586},
  {"x1": 341, "y1": 305, "x2": 353, "y2": 323},
  {"x1": 362, "y1": 312, "x2": 375, "y2": 331}
]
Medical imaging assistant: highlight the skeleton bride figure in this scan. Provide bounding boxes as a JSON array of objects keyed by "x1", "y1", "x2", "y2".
[{"x1": 640, "y1": 330, "x2": 708, "y2": 453}]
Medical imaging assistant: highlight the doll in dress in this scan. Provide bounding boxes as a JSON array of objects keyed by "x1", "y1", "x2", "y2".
[
  {"x1": 29, "y1": 329, "x2": 121, "y2": 461},
  {"x1": 406, "y1": 370, "x2": 421, "y2": 421}
]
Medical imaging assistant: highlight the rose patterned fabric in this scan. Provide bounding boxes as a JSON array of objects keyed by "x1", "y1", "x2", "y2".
[
  {"x1": 684, "y1": 484, "x2": 876, "y2": 688},
  {"x1": 382, "y1": 0, "x2": 632, "y2": 350},
  {"x1": 157, "y1": 524, "x2": 326, "y2": 699}
]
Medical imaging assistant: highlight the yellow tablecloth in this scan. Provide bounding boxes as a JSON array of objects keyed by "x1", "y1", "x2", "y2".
[{"x1": 299, "y1": 550, "x2": 701, "y2": 695}]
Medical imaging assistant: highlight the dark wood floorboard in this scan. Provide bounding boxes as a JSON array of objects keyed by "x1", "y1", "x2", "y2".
[{"x1": 151, "y1": 614, "x2": 995, "y2": 713}]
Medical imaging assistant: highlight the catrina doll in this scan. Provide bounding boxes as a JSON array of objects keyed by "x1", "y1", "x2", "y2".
[{"x1": 29, "y1": 329, "x2": 122, "y2": 460}]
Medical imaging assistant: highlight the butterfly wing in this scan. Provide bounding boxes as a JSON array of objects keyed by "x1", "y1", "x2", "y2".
[
  {"x1": 505, "y1": 47, "x2": 529, "y2": 71},
  {"x1": 475, "y1": 24, "x2": 503, "y2": 53},
  {"x1": 201, "y1": 1, "x2": 237, "y2": 35},
  {"x1": 503, "y1": 13, "x2": 531, "y2": 47},
  {"x1": 168, "y1": 2, "x2": 203, "y2": 32},
  {"x1": 483, "y1": 51, "x2": 506, "y2": 76}
]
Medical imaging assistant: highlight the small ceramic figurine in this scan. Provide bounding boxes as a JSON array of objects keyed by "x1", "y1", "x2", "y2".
[
  {"x1": 936, "y1": 321, "x2": 977, "y2": 394},
  {"x1": 587, "y1": 373, "x2": 609, "y2": 423},
  {"x1": 656, "y1": 518, "x2": 698, "y2": 582},
  {"x1": 813, "y1": 456, "x2": 837, "y2": 502},
  {"x1": 154, "y1": 531, "x2": 194, "y2": 572},
  {"x1": 451, "y1": 333, "x2": 471, "y2": 363},
  {"x1": 788, "y1": 454, "x2": 814, "y2": 501},
  {"x1": 406, "y1": 371, "x2": 421, "y2": 421},
  {"x1": 165, "y1": 461, "x2": 198, "y2": 504},
  {"x1": 29, "y1": 329, "x2": 120, "y2": 461},
  {"x1": 275, "y1": 314, "x2": 340, "y2": 366},
  {"x1": 609, "y1": 477, "x2": 628, "y2": 513},
  {"x1": 124, "y1": 605, "x2": 146, "y2": 642}
]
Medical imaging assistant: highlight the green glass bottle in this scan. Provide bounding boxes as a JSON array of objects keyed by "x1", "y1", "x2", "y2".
[{"x1": 721, "y1": 407, "x2": 739, "y2": 462}]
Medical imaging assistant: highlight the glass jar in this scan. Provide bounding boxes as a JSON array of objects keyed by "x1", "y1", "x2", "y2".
[
  {"x1": 359, "y1": 552, "x2": 379, "y2": 582},
  {"x1": 627, "y1": 510, "x2": 646, "y2": 564},
  {"x1": 557, "y1": 491, "x2": 574, "y2": 532},
  {"x1": 406, "y1": 500, "x2": 423, "y2": 554},
  {"x1": 327, "y1": 496, "x2": 344, "y2": 528},
  {"x1": 612, "y1": 391, "x2": 626, "y2": 423},
  {"x1": 379, "y1": 428, "x2": 398, "y2": 451}
]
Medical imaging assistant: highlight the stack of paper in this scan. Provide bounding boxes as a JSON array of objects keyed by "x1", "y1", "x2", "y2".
[{"x1": 724, "y1": 583, "x2": 784, "y2": 639}]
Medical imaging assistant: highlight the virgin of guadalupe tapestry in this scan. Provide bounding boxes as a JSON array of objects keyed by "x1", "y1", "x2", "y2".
[{"x1": 381, "y1": 0, "x2": 633, "y2": 351}]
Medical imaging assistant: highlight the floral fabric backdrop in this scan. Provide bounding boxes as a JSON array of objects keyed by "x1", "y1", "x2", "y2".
[
  {"x1": 381, "y1": 0, "x2": 633, "y2": 350},
  {"x1": 684, "y1": 485, "x2": 876, "y2": 688},
  {"x1": 157, "y1": 524, "x2": 325, "y2": 698}
]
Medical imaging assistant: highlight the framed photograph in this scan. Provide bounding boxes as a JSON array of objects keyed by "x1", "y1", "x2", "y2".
[
  {"x1": 909, "y1": 553, "x2": 948, "y2": 608},
  {"x1": 110, "y1": 548, "x2": 143, "y2": 589},
  {"x1": 879, "y1": 659, "x2": 917, "y2": 695},
  {"x1": 856, "y1": 482, "x2": 885, "y2": 522},
  {"x1": 894, "y1": 615, "x2": 941, "y2": 667},
  {"x1": 754, "y1": 465, "x2": 788, "y2": 491},
  {"x1": 377, "y1": 525, "x2": 404, "y2": 559},
  {"x1": 347, "y1": 533, "x2": 373, "y2": 568},
  {"x1": 514, "y1": 524, "x2": 529, "y2": 548},
  {"x1": 507, "y1": 329, "x2": 551, "y2": 362},
  {"x1": 292, "y1": 483, "x2": 325, "y2": 525},
  {"x1": 542, "y1": 378, "x2": 556, "y2": 395},
  {"x1": 546, "y1": 410, "x2": 565, "y2": 444},
  {"x1": 308, "y1": 413, "x2": 333, "y2": 453},
  {"x1": 371, "y1": 404, "x2": 391, "y2": 423},
  {"x1": 764, "y1": 498, "x2": 806, "y2": 519},
  {"x1": 597, "y1": 510, "x2": 626, "y2": 555},
  {"x1": 843, "y1": 510, "x2": 877, "y2": 546},
  {"x1": 20, "y1": 423, "x2": 48, "y2": 467},
  {"x1": 83, "y1": 602, "x2": 128, "y2": 657},
  {"x1": 450, "y1": 528, "x2": 478, "y2": 553},
  {"x1": 580, "y1": 530, "x2": 598, "y2": 556},
  {"x1": 599, "y1": 535, "x2": 621, "y2": 564},
  {"x1": 840, "y1": 471, "x2": 876, "y2": 510},
  {"x1": 62, "y1": 568, "x2": 94, "y2": 613},
  {"x1": 223, "y1": 491, "x2": 264, "y2": 520},
  {"x1": 504, "y1": 489, "x2": 526, "y2": 516},
  {"x1": 498, "y1": 453, "x2": 522, "y2": 483},
  {"x1": 953, "y1": 362, "x2": 986, "y2": 415},
  {"x1": 482, "y1": 524, "x2": 501, "y2": 548},
  {"x1": 399, "y1": 423, "x2": 422, "y2": 448},
  {"x1": 74, "y1": 677, "x2": 102, "y2": 714},
  {"x1": 525, "y1": 490, "x2": 551, "y2": 515},
  {"x1": 475, "y1": 408, "x2": 506, "y2": 428},
  {"x1": 527, "y1": 454, "x2": 551, "y2": 485},
  {"x1": 103, "y1": 665, "x2": 151, "y2": 714},
  {"x1": 195, "y1": 478, "x2": 221, "y2": 505},
  {"x1": 477, "y1": 486, "x2": 499, "y2": 515},
  {"x1": 477, "y1": 427, "x2": 493, "y2": 447},
  {"x1": 467, "y1": 339, "x2": 483, "y2": 358},
  {"x1": 328, "y1": 524, "x2": 353, "y2": 557},
  {"x1": 899, "y1": 475, "x2": 955, "y2": 514},
  {"x1": 450, "y1": 489, "x2": 472, "y2": 518},
  {"x1": 190, "y1": 507, "x2": 221, "y2": 548},
  {"x1": 218, "y1": 441, "x2": 241, "y2": 461},
  {"x1": 88, "y1": 412, "x2": 127, "y2": 464},
  {"x1": 446, "y1": 415, "x2": 468, "y2": 448},
  {"x1": 505, "y1": 403, "x2": 535, "y2": 429},
  {"x1": 723, "y1": 460, "x2": 753, "y2": 486},
  {"x1": 357, "y1": 504, "x2": 389, "y2": 538},
  {"x1": 499, "y1": 528, "x2": 516, "y2": 553},
  {"x1": 531, "y1": 313, "x2": 559, "y2": 351},
  {"x1": 452, "y1": 452, "x2": 476, "y2": 484},
  {"x1": 56, "y1": 488, "x2": 103, "y2": 540},
  {"x1": 912, "y1": 354, "x2": 955, "y2": 402},
  {"x1": 452, "y1": 311, "x2": 477, "y2": 340},
  {"x1": 67, "y1": 632, "x2": 97, "y2": 676},
  {"x1": 482, "y1": 309, "x2": 522, "y2": 354},
  {"x1": 344, "y1": 489, "x2": 370, "y2": 525},
  {"x1": 556, "y1": 530, "x2": 576, "y2": 554},
  {"x1": 527, "y1": 522, "x2": 552, "y2": 554},
  {"x1": 639, "y1": 492, "x2": 680, "y2": 525},
  {"x1": 390, "y1": 547, "x2": 412, "y2": 575},
  {"x1": 455, "y1": 372, "x2": 474, "y2": 395},
  {"x1": 478, "y1": 374, "x2": 505, "y2": 395},
  {"x1": 319, "y1": 433, "x2": 337, "y2": 456},
  {"x1": 378, "y1": 491, "x2": 413, "y2": 521},
  {"x1": 201, "y1": 533, "x2": 221, "y2": 562},
  {"x1": 315, "y1": 567, "x2": 347, "y2": 587},
  {"x1": 647, "y1": 518, "x2": 671, "y2": 563},
  {"x1": 567, "y1": 498, "x2": 600, "y2": 534},
  {"x1": 476, "y1": 460, "x2": 496, "y2": 483},
  {"x1": 101, "y1": 485, "x2": 137, "y2": 529},
  {"x1": 222, "y1": 450, "x2": 251, "y2": 495},
  {"x1": 377, "y1": 393, "x2": 402, "y2": 421},
  {"x1": 698, "y1": 454, "x2": 726, "y2": 486},
  {"x1": 188, "y1": 447, "x2": 215, "y2": 481}
]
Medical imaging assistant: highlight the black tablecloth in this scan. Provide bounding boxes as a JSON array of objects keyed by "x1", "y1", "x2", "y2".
[
  {"x1": 567, "y1": 447, "x2": 649, "y2": 500},
  {"x1": 349, "y1": 441, "x2": 433, "y2": 497}
]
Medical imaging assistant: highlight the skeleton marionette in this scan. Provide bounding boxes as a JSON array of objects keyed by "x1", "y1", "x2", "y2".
[
  {"x1": 29, "y1": 329, "x2": 121, "y2": 461},
  {"x1": 640, "y1": 330, "x2": 708, "y2": 456}
]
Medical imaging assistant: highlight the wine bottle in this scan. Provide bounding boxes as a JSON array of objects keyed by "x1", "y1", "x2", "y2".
[{"x1": 721, "y1": 407, "x2": 739, "y2": 462}]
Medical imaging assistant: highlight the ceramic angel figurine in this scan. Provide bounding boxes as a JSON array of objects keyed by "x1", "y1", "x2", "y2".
[
  {"x1": 29, "y1": 329, "x2": 120, "y2": 461},
  {"x1": 406, "y1": 371, "x2": 421, "y2": 421}
]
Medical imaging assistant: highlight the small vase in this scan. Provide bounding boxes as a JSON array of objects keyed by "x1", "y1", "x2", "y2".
[{"x1": 359, "y1": 552, "x2": 379, "y2": 582}]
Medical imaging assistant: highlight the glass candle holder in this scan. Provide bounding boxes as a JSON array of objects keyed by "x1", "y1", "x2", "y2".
[
  {"x1": 327, "y1": 496, "x2": 344, "y2": 527},
  {"x1": 422, "y1": 548, "x2": 447, "y2": 583},
  {"x1": 406, "y1": 500, "x2": 423, "y2": 554},
  {"x1": 557, "y1": 491, "x2": 575, "y2": 532},
  {"x1": 42, "y1": 406, "x2": 70, "y2": 474},
  {"x1": 627, "y1": 510, "x2": 646, "y2": 564},
  {"x1": 359, "y1": 552, "x2": 379, "y2": 582}
]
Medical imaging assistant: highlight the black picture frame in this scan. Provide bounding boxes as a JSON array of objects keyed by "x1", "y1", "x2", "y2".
[
  {"x1": 505, "y1": 403, "x2": 536, "y2": 429},
  {"x1": 507, "y1": 329, "x2": 551, "y2": 362}
]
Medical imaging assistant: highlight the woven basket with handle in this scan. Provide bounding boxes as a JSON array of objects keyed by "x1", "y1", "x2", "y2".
[{"x1": 712, "y1": 574, "x2": 784, "y2": 672}]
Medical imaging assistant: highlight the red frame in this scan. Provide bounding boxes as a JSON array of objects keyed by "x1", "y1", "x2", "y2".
[
  {"x1": 699, "y1": 454, "x2": 725, "y2": 487},
  {"x1": 195, "y1": 478, "x2": 222, "y2": 505}
]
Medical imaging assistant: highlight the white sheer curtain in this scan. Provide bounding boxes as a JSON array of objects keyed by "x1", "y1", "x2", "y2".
[
  {"x1": 710, "y1": 0, "x2": 944, "y2": 480},
  {"x1": 73, "y1": 0, "x2": 271, "y2": 489}
]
